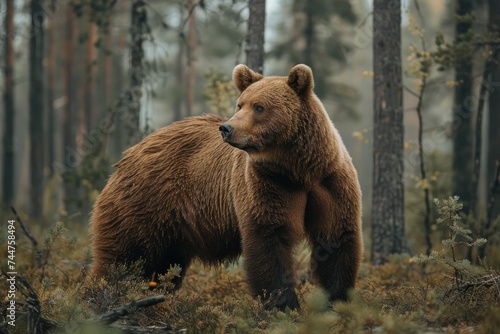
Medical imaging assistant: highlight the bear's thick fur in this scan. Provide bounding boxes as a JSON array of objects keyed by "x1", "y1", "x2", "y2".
[{"x1": 90, "y1": 64, "x2": 363, "y2": 310}]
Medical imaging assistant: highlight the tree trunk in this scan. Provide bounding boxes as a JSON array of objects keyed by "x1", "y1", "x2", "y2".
[
  {"x1": 452, "y1": 0, "x2": 474, "y2": 214},
  {"x1": 113, "y1": 2, "x2": 127, "y2": 159},
  {"x1": 61, "y1": 4, "x2": 77, "y2": 207},
  {"x1": 487, "y1": 0, "x2": 500, "y2": 222},
  {"x1": 174, "y1": 35, "x2": 184, "y2": 121},
  {"x1": 103, "y1": 14, "x2": 113, "y2": 111},
  {"x1": 47, "y1": 1, "x2": 56, "y2": 178},
  {"x1": 29, "y1": 0, "x2": 45, "y2": 218},
  {"x1": 304, "y1": 0, "x2": 314, "y2": 68},
  {"x1": 185, "y1": 0, "x2": 197, "y2": 117},
  {"x1": 99, "y1": 12, "x2": 113, "y2": 156},
  {"x1": 246, "y1": 0, "x2": 266, "y2": 74},
  {"x1": 2, "y1": 0, "x2": 15, "y2": 209},
  {"x1": 83, "y1": 17, "x2": 97, "y2": 137},
  {"x1": 371, "y1": 0, "x2": 405, "y2": 265},
  {"x1": 128, "y1": 0, "x2": 147, "y2": 145}
]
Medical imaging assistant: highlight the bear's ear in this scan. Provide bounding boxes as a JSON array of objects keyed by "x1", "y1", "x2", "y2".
[
  {"x1": 287, "y1": 64, "x2": 314, "y2": 96},
  {"x1": 233, "y1": 64, "x2": 263, "y2": 93}
]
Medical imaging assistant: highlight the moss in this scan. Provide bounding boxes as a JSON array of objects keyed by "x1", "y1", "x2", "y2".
[{"x1": 1, "y1": 215, "x2": 499, "y2": 333}]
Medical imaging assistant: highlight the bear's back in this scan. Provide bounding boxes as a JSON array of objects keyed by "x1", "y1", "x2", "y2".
[{"x1": 91, "y1": 114, "x2": 242, "y2": 262}]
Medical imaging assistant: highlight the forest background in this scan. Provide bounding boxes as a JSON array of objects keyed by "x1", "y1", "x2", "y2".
[{"x1": 1, "y1": 0, "x2": 500, "y2": 333}]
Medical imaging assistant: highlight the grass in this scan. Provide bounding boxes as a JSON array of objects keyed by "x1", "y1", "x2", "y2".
[{"x1": 1, "y1": 215, "x2": 499, "y2": 333}]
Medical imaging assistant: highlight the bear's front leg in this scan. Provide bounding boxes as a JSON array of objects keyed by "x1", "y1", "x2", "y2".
[
  {"x1": 305, "y1": 175, "x2": 363, "y2": 304},
  {"x1": 241, "y1": 222, "x2": 300, "y2": 310},
  {"x1": 232, "y1": 166, "x2": 307, "y2": 310}
]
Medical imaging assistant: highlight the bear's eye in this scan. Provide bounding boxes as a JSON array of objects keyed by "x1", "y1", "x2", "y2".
[
  {"x1": 254, "y1": 105, "x2": 264, "y2": 113},
  {"x1": 236, "y1": 104, "x2": 242, "y2": 111}
]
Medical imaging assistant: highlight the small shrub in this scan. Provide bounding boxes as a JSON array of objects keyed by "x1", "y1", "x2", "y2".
[
  {"x1": 413, "y1": 196, "x2": 500, "y2": 326},
  {"x1": 414, "y1": 196, "x2": 487, "y2": 287}
]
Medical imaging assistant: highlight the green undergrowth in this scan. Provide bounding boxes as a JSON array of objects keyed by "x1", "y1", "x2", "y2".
[{"x1": 1, "y1": 203, "x2": 499, "y2": 333}]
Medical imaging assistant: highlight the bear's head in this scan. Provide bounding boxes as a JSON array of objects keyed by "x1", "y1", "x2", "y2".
[{"x1": 219, "y1": 64, "x2": 315, "y2": 155}]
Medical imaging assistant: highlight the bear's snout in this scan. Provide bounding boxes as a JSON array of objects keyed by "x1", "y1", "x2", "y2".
[{"x1": 219, "y1": 123, "x2": 233, "y2": 140}]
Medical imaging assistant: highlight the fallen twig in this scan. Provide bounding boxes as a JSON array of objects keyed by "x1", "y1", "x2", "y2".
[
  {"x1": 88, "y1": 294, "x2": 166, "y2": 325},
  {"x1": 112, "y1": 324, "x2": 177, "y2": 333}
]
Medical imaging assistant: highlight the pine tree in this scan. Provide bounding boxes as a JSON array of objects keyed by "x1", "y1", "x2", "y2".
[{"x1": 371, "y1": 0, "x2": 405, "y2": 264}]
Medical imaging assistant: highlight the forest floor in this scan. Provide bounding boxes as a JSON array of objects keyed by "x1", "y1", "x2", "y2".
[{"x1": 1, "y1": 221, "x2": 500, "y2": 334}]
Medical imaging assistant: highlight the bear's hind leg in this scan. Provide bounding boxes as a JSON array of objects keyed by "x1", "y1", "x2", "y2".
[{"x1": 146, "y1": 244, "x2": 191, "y2": 290}]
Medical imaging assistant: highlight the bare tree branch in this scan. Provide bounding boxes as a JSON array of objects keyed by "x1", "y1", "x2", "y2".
[
  {"x1": 413, "y1": 0, "x2": 432, "y2": 255},
  {"x1": 10, "y1": 206, "x2": 42, "y2": 268}
]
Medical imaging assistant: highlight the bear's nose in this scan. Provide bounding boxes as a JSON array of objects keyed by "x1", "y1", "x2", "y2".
[{"x1": 219, "y1": 123, "x2": 233, "y2": 140}]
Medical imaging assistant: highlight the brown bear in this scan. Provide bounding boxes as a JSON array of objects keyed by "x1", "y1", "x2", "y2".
[{"x1": 90, "y1": 64, "x2": 363, "y2": 310}]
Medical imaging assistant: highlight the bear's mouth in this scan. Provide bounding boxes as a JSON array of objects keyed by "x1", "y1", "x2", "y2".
[{"x1": 224, "y1": 138, "x2": 261, "y2": 153}]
